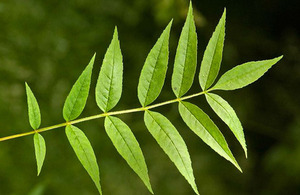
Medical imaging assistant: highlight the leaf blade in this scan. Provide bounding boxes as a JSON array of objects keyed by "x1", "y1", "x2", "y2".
[
  {"x1": 178, "y1": 101, "x2": 241, "y2": 172},
  {"x1": 138, "y1": 21, "x2": 172, "y2": 106},
  {"x1": 172, "y1": 2, "x2": 197, "y2": 97},
  {"x1": 96, "y1": 28, "x2": 123, "y2": 112},
  {"x1": 63, "y1": 54, "x2": 95, "y2": 121},
  {"x1": 25, "y1": 83, "x2": 41, "y2": 130},
  {"x1": 199, "y1": 9, "x2": 226, "y2": 90},
  {"x1": 104, "y1": 116, "x2": 153, "y2": 194},
  {"x1": 65, "y1": 125, "x2": 102, "y2": 194},
  {"x1": 144, "y1": 110, "x2": 199, "y2": 195},
  {"x1": 211, "y1": 56, "x2": 283, "y2": 90},
  {"x1": 34, "y1": 133, "x2": 46, "y2": 176},
  {"x1": 205, "y1": 93, "x2": 247, "y2": 157}
]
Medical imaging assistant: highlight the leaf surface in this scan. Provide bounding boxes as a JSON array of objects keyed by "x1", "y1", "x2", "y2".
[
  {"x1": 104, "y1": 116, "x2": 153, "y2": 194},
  {"x1": 144, "y1": 110, "x2": 199, "y2": 194},
  {"x1": 96, "y1": 28, "x2": 123, "y2": 112},
  {"x1": 138, "y1": 21, "x2": 172, "y2": 106},
  {"x1": 25, "y1": 83, "x2": 41, "y2": 130},
  {"x1": 199, "y1": 9, "x2": 226, "y2": 90},
  {"x1": 205, "y1": 93, "x2": 247, "y2": 157},
  {"x1": 34, "y1": 133, "x2": 46, "y2": 176},
  {"x1": 63, "y1": 54, "x2": 95, "y2": 121},
  {"x1": 172, "y1": 2, "x2": 197, "y2": 97},
  {"x1": 65, "y1": 125, "x2": 101, "y2": 194},
  {"x1": 178, "y1": 101, "x2": 241, "y2": 172},
  {"x1": 211, "y1": 56, "x2": 283, "y2": 90}
]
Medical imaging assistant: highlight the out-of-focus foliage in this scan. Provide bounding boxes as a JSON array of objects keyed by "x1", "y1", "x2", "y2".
[{"x1": 0, "y1": 0, "x2": 299, "y2": 194}]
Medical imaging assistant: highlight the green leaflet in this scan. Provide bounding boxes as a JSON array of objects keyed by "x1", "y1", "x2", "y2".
[
  {"x1": 199, "y1": 9, "x2": 226, "y2": 90},
  {"x1": 205, "y1": 93, "x2": 247, "y2": 157},
  {"x1": 63, "y1": 54, "x2": 95, "y2": 121},
  {"x1": 65, "y1": 125, "x2": 102, "y2": 194},
  {"x1": 211, "y1": 56, "x2": 283, "y2": 90},
  {"x1": 178, "y1": 101, "x2": 241, "y2": 172},
  {"x1": 171, "y1": 2, "x2": 197, "y2": 97},
  {"x1": 25, "y1": 83, "x2": 41, "y2": 130},
  {"x1": 138, "y1": 21, "x2": 172, "y2": 107},
  {"x1": 96, "y1": 27, "x2": 123, "y2": 112},
  {"x1": 34, "y1": 133, "x2": 46, "y2": 176},
  {"x1": 144, "y1": 110, "x2": 199, "y2": 195},
  {"x1": 104, "y1": 116, "x2": 153, "y2": 194}
]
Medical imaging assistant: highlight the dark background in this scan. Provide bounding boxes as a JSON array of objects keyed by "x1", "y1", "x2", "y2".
[{"x1": 0, "y1": 0, "x2": 299, "y2": 194}]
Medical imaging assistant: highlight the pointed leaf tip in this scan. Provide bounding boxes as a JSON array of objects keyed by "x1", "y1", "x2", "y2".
[
  {"x1": 171, "y1": 0, "x2": 197, "y2": 97},
  {"x1": 34, "y1": 133, "x2": 46, "y2": 176},
  {"x1": 179, "y1": 101, "x2": 242, "y2": 172},
  {"x1": 138, "y1": 22, "x2": 172, "y2": 106},
  {"x1": 205, "y1": 93, "x2": 247, "y2": 158},
  {"x1": 212, "y1": 56, "x2": 283, "y2": 91},
  {"x1": 144, "y1": 111, "x2": 199, "y2": 194},
  {"x1": 63, "y1": 54, "x2": 94, "y2": 121},
  {"x1": 96, "y1": 28, "x2": 123, "y2": 112},
  {"x1": 105, "y1": 116, "x2": 153, "y2": 193},
  {"x1": 25, "y1": 83, "x2": 41, "y2": 130},
  {"x1": 66, "y1": 125, "x2": 102, "y2": 194},
  {"x1": 199, "y1": 9, "x2": 226, "y2": 90}
]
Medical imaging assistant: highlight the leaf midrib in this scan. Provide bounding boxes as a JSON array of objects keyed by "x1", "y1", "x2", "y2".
[
  {"x1": 143, "y1": 33, "x2": 167, "y2": 106},
  {"x1": 177, "y1": 18, "x2": 193, "y2": 97},
  {"x1": 147, "y1": 111, "x2": 193, "y2": 184},
  {"x1": 69, "y1": 126, "x2": 98, "y2": 179}
]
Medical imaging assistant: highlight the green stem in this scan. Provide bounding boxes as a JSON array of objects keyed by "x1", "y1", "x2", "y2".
[{"x1": 0, "y1": 90, "x2": 209, "y2": 142}]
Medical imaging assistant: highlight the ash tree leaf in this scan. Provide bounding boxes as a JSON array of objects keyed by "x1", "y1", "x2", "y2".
[
  {"x1": 25, "y1": 83, "x2": 41, "y2": 130},
  {"x1": 63, "y1": 54, "x2": 95, "y2": 121},
  {"x1": 34, "y1": 133, "x2": 46, "y2": 176},
  {"x1": 171, "y1": 2, "x2": 197, "y2": 98},
  {"x1": 199, "y1": 9, "x2": 226, "y2": 91},
  {"x1": 65, "y1": 125, "x2": 102, "y2": 194},
  {"x1": 96, "y1": 27, "x2": 123, "y2": 112},
  {"x1": 104, "y1": 116, "x2": 153, "y2": 194},
  {"x1": 144, "y1": 110, "x2": 199, "y2": 195},
  {"x1": 138, "y1": 20, "x2": 172, "y2": 107},
  {"x1": 205, "y1": 93, "x2": 247, "y2": 157},
  {"x1": 178, "y1": 101, "x2": 241, "y2": 172},
  {"x1": 211, "y1": 56, "x2": 283, "y2": 91}
]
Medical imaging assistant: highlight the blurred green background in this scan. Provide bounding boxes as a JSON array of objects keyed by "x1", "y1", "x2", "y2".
[{"x1": 0, "y1": 0, "x2": 299, "y2": 194}]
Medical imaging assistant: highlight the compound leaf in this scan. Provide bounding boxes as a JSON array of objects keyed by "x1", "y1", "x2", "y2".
[
  {"x1": 65, "y1": 125, "x2": 101, "y2": 194},
  {"x1": 205, "y1": 93, "x2": 247, "y2": 157},
  {"x1": 138, "y1": 21, "x2": 172, "y2": 107},
  {"x1": 144, "y1": 110, "x2": 199, "y2": 195},
  {"x1": 34, "y1": 133, "x2": 46, "y2": 176},
  {"x1": 63, "y1": 54, "x2": 95, "y2": 121},
  {"x1": 211, "y1": 56, "x2": 283, "y2": 90},
  {"x1": 25, "y1": 83, "x2": 41, "y2": 130},
  {"x1": 104, "y1": 116, "x2": 153, "y2": 194},
  {"x1": 179, "y1": 101, "x2": 241, "y2": 172},
  {"x1": 172, "y1": 2, "x2": 197, "y2": 97},
  {"x1": 96, "y1": 27, "x2": 123, "y2": 112},
  {"x1": 199, "y1": 9, "x2": 226, "y2": 90}
]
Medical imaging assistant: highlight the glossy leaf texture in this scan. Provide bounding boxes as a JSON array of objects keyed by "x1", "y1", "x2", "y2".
[
  {"x1": 65, "y1": 125, "x2": 101, "y2": 194},
  {"x1": 63, "y1": 54, "x2": 95, "y2": 121},
  {"x1": 205, "y1": 93, "x2": 247, "y2": 157},
  {"x1": 138, "y1": 21, "x2": 172, "y2": 107},
  {"x1": 211, "y1": 56, "x2": 283, "y2": 90},
  {"x1": 144, "y1": 110, "x2": 199, "y2": 195},
  {"x1": 96, "y1": 28, "x2": 123, "y2": 112},
  {"x1": 104, "y1": 116, "x2": 153, "y2": 194},
  {"x1": 171, "y1": 2, "x2": 197, "y2": 97},
  {"x1": 178, "y1": 101, "x2": 241, "y2": 172},
  {"x1": 25, "y1": 83, "x2": 41, "y2": 130},
  {"x1": 34, "y1": 133, "x2": 46, "y2": 176},
  {"x1": 199, "y1": 9, "x2": 226, "y2": 90}
]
